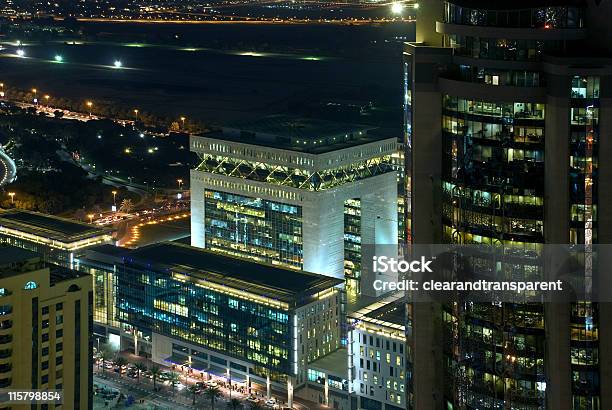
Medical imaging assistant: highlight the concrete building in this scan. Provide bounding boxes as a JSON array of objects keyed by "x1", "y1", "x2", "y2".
[
  {"x1": 190, "y1": 115, "x2": 398, "y2": 297},
  {"x1": 405, "y1": 1, "x2": 612, "y2": 409},
  {"x1": 0, "y1": 246, "x2": 93, "y2": 409},
  {"x1": 78, "y1": 241, "x2": 343, "y2": 407},
  {"x1": 348, "y1": 293, "x2": 407, "y2": 410}
]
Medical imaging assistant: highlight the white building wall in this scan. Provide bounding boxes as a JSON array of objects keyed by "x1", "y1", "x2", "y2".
[
  {"x1": 190, "y1": 169, "x2": 398, "y2": 286},
  {"x1": 190, "y1": 169, "x2": 206, "y2": 248},
  {"x1": 351, "y1": 329, "x2": 407, "y2": 410}
]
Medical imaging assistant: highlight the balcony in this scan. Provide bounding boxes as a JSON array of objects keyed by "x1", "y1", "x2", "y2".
[
  {"x1": 436, "y1": 21, "x2": 587, "y2": 41},
  {"x1": 439, "y1": 77, "x2": 546, "y2": 103}
]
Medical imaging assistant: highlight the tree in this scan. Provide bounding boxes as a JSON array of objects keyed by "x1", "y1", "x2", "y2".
[
  {"x1": 228, "y1": 398, "x2": 242, "y2": 410},
  {"x1": 204, "y1": 386, "x2": 222, "y2": 410},
  {"x1": 150, "y1": 366, "x2": 161, "y2": 391},
  {"x1": 99, "y1": 346, "x2": 114, "y2": 377},
  {"x1": 134, "y1": 362, "x2": 147, "y2": 384},
  {"x1": 248, "y1": 401, "x2": 263, "y2": 410},
  {"x1": 114, "y1": 356, "x2": 128, "y2": 377},
  {"x1": 168, "y1": 372, "x2": 180, "y2": 396},
  {"x1": 119, "y1": 198, "x2": 134, "y2": 213},
  {"x1": 187, "y1": 384, "x2": 199, "y2": 405}
]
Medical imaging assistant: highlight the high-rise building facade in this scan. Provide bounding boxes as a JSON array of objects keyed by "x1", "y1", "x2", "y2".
[
  {"x1": 0, "y1": 246, "x2": 93, "y2": 409},
  {"x1": 405, "y1": 1, "x2": 612, "y2": 409},
  {"x1": 190, "y1": 115, "x2": 398, "y2": 297}
]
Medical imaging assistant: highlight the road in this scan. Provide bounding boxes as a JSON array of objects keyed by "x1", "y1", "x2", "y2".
[
  {"x1": 0, "y1": 146, "x2": 17, "y2": 187},
  {"x1": 97, "y1": 352, "x2": 328, "y2": 410}
]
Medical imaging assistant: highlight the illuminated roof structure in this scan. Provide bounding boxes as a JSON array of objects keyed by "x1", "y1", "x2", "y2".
[
  {"x1": 348, "y1": 292, "x2": 405, "y2": 340},
  {"x1": 0, "y1": 210, "x2": 113, "y2": 251},
  {"x1": 85, "y1": 242, "x2": 343, "y2": 306}
]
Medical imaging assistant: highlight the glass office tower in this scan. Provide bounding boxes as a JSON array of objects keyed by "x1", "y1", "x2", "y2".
[{"x1": 405, "y1": 1, "x2": 612, "y2": 409}]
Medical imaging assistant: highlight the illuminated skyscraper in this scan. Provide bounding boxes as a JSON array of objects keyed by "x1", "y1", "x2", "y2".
[
  {"x1": 405, "y1": 1, "x2": 612, "y2": 408},
  {"x1": 190, "y1": 116, "x2": 398, "y2": 297}
]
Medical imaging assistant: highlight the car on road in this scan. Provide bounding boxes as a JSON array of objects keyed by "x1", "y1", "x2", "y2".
[
  {"x1": 246, "y1": 395, "x2": 259, "y2": 403},
  {"x1": 265, "y1": 398, "x2": 278, "y2": 408},
  {"x1": 205, "y1": 380, "x2": 218, "y2": 388}
]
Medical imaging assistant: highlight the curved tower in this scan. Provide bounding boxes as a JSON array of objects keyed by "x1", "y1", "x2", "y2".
[{"x1": 405, "y1": 1, "x2": 612, "y2": 409}]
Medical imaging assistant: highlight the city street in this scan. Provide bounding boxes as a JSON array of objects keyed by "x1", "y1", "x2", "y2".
[{"x1": 94, "y1": 353, "x2": 326, "y2": 410}]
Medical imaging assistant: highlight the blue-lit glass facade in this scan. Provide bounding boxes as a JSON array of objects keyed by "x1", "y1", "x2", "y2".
[
  {"x1": 204, "y1": 190, "x2": 303, "y2": 269},
  {"x1": 115, "y1": 263, "x2": 294, "y2": 382}
]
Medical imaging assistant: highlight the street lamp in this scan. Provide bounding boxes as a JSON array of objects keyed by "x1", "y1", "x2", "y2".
[
  {"x1": 113, "y1": 60, "x2": 123, "y2": 68},
  {"x1": 86, "y1": 101, "x2": 93, "y2": 117},
  {"x1": 16, "y1": 49, "x2": 25, "y2": 57},
  {"x1": 133, "y1": 109, "x2": 139, "y2": 121},
  {"x1": 8, "y1": 192, "x2": 15, "y2": 204},
  {"x1": 112, "y1": 190, "x2": 117, "y2": 205},
  {"x1": 44, "y1": 95, "x2": 50, "y2": 107},
  {"x1": 391, "y1": 2, "x2": 403, "y2": 14},
  {"x1": 54, "y1": 54, "x2": 63, "y2": 63},
  {"x1": 177, "y1": 179, "x2": 183, "y2": 190},
  {"x1": 32, "y1": 88, "x2": 38, "y2": 105},
  {"x1": 88, "y1": 214, "x2": 95, "y2": 224},
  {"x1": 180, "y1": 116, "x2": 186, "y2": 129}
]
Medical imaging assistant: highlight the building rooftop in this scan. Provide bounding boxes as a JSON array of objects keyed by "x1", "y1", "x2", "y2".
[
  {"x1": 201, "y1": 115, "x2": 384, "y2": 154},
  {"x1": 349, "y1": 293, "x2": 405, "y2": 332},
  {"x1": 89, "y1": 242, "x2": 343, "y2": 305},
  {"x1": 0, "y1": 245, "x2": 39, "y2": 265},
  {"x1": 364, "y1": 298, "x2": 406, "y2": 327},
  {"x1": 0, "y1": 245, "x2": 87, "y2": 284},
  {"x1": 0, "y1": 210, "x2": 113, "y2": 243},
  {"x1": 49, "y1": 265, "x2": 89, "y2": 286},
  {"x1": 308, "y1": 347, "x2": 349, "y2": 377}
]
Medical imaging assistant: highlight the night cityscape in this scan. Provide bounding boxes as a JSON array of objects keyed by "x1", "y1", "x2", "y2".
[{"x1": 0, "y1": 0, "x2": 610, "y2": 409}]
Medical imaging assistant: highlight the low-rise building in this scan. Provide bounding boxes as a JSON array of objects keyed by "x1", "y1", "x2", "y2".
[
  {"x1": 0, "y1": 209, "x2": 113, "y2": 266},
  {"x1": 348, "y1": 293, "x2": 407, "y2": 410},
  {"x1": 79, "y1": 241, "x2": 344, "y2": 407}
]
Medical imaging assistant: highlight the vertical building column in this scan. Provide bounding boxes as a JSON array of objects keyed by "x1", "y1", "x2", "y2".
[
  {"x1": 596, "y1": 80, "x2": 612, "y2": 407},
  {"x1": 405, "y1": 43, "x2": 449, "y2": 409},
  {"x1": 415, "y1": 0, "x2": 444, "y2": 46},
  {"x1": 360, "y1": 173, "x2": 398, "y2": 297},
  {"x1": 133, "y1": 327, "x2": 138, "y2": 357},
  {"x1": 302, "y1": 193, "x2": 345, "y2": 279},
  {"x1": 287, "y1": 377, "x2": 294, "y2": 409},
  {"x1": 324, "y1": 375, "x2": 329, "y2": 406},
  {"x1": 412, "y1": 301, "x2": 443, "y2": 409},
  {"x1": 544, "y1": 79, "x2": 572, "y2": 410},
  {"x1": 190, "y1": 170, "x2": 206, "y2": 248}
]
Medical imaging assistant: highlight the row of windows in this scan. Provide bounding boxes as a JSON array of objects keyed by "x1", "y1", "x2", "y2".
[{"x1": 444, "y1": 2, "x2": 584, "y2": 29}]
